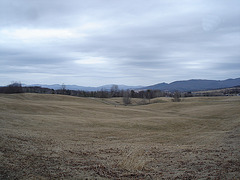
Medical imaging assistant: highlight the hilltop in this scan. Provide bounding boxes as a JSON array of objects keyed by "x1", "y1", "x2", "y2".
[{"x1": 141, "y1": 78, "x2": 240, "y2": 91}]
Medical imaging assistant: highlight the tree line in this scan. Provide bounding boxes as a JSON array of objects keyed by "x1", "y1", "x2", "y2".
[
  {"x1": 0, "y1": 83, "x2": 177, "y2": 104},
  {"x1": 2, "y1": 83, "x2": 239, "y2": 105}
]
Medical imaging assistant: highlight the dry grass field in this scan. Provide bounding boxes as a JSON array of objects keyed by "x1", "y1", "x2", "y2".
[{"x1": 0, "y1": 93, "x2": 240, "y2": 179}]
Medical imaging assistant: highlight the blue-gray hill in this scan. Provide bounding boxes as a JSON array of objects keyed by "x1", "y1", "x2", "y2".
[{"x1": 140, "y1": 78, "x2": 240, "y2": 92}]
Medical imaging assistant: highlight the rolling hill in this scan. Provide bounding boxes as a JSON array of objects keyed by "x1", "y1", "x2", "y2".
[
  {"x1": 141, "y1": 78, "x2": 240, "y2": 91},
  {"x1": 0, "y1": 93, "x2": 240, "y2": 179}
]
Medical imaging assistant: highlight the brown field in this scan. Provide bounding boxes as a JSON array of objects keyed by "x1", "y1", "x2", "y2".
[{"x1": 0, "y1": 93, "x2": 239, "y2": 179}]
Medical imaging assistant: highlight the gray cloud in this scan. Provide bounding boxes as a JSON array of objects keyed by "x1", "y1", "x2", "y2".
[{"x1": 0, "y1": 0, "x2": 239, "y2": 86}]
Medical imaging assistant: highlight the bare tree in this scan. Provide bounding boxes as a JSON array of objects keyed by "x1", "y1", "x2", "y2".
[
  {"x1": 172, "y1": 91, "x2": 181, "y2": 102},
  {"x1": 61, "y1": 83, "x2": 66, "y2": 94},
  {"x1": 123, "y1": 90, "x2": 131, "y2": 105},
  {"x1": 111, "y1": 85, "x2": 119, "y2": 97},
  {"x1": 99, "y1": 88, "x2": 108, "y2": 98}
]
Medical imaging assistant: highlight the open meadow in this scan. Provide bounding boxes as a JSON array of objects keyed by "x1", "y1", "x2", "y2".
[{"x1": 0, "y1": 93, "x2": 239, "y2": 179}]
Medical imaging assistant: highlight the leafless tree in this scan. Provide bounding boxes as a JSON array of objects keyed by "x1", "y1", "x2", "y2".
[
  {"x1": 111, "y1": 85, "x2": 119, "y2": 97},
  {"x1": 123, "y1": 90, "x2": 131, "y2": 105},
  {"x1": 172, "y1": 91, "x2": 181, "y2": 102},
  {"x1": 61, "y1": 83, "x2": 66, "y2": 94}
]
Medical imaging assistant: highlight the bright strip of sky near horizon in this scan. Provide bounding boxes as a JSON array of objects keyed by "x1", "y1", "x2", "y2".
[{"x1": 0, "y1": 0, "x2": 240, "y2": 86}]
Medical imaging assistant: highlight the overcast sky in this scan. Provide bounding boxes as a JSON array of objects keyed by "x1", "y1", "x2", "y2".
[{"x1": 0, "y1": 0, "x2": 240, "y2": 86}]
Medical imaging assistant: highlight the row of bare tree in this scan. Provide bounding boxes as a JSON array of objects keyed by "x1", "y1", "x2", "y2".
[{"x1": 0, "y1": 83, "x2": 182, "y2": 104}]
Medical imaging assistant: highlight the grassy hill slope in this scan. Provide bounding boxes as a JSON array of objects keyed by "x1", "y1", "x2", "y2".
[{"x1": 0, "y1": 93, "x2": 239, "y2": 179}]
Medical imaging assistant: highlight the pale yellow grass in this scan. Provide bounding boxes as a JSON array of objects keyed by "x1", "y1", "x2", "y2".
[{"x1": 0, "y1": 93, "x2": 239, "y2": 179}]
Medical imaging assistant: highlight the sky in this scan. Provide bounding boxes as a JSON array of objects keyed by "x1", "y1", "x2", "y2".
[{"x1": 0, "y1": 0, "x2": 240, "y2": 86}]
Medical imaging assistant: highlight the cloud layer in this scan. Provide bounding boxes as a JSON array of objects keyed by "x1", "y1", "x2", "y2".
[{"x1": 0, "y1": 0, "x2": 240, "y2": 86}]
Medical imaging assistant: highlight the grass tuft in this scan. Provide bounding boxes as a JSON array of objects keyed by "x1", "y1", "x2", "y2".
[{"x1": 118, "y1": 147, "x2": 148, "y2": 171}]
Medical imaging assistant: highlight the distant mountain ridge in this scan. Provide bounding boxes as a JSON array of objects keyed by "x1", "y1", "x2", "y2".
[
  {"x1": 24, "y1": 78, "x2": 240, "y2": 92},
  {"x1": 141, "y1": 78, "x2": 240, "y2": 92},
  {"x1": 26, "y1": 84, "x2": 143, "y2": 91}
]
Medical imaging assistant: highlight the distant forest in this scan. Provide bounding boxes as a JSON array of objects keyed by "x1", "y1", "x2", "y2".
[
  {"x1": 1, "y1": 83, "x2": 240, "y2": 104},
  {"x1": 0, "y1": 83, "x2": 171, "y2": 98}
]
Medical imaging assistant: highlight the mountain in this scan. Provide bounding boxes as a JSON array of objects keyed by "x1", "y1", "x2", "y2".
[
  {"x1": 23, "y1": 78, "x2": 240, "y2": 92},
  {"x1": 27, "y1": 84, "x2": 92, "y2": 91},
  {"x1": 141, "y1": 78, "x2": 240, "y2": 92},
  {"x1": 26, "y1": 84, "x2": 143, "y2": 91},
  {"x1": 98, "y1": 84, "x2": 144, "y2": 91}
]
